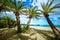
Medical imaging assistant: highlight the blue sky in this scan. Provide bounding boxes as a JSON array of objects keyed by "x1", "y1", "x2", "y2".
[
  {"x1": 0, "y1": 0, "x2": 60, "y2": 25},
  {"x1": 21, "y1": 0, "x2": 60, "y2": 25}
]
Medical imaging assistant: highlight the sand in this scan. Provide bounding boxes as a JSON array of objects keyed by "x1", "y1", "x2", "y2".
[{"x1": 0, "y1": 26, "x2": 60, "y2": 40}]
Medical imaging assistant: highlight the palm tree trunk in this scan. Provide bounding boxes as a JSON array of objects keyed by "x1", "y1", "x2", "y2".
[
  {"x1": 44, "y1": 13, "x2": 60, "y2": 35},
  {"x1": 26, "y1": 18, "x2": 32, "y2": 30},
  {"x1": 16, "y1": 15, "x2": 22, "y2": 33},
  {"x1": 14, "y1": 10, "x2": 22, "y2": 33}
]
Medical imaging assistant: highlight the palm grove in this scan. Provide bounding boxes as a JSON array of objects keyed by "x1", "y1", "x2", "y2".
[{"x1": 0, "y1": 0, "x2": 60, "y2": 39}]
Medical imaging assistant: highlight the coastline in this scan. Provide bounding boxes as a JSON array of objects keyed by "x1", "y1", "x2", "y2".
[{"x1": 30, "y1": 26, "x2": 60, "y2": 31}]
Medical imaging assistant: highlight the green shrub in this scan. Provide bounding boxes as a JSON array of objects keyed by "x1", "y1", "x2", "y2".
[{"x1": 0, "y1": 16, "x2": 17, "y2": 28}]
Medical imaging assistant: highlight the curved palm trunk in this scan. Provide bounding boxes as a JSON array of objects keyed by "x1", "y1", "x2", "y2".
[
  {"x1": 26, "y1": 18, "x2": 32, "y2": 30},
  {"x1": 44, "y1": 13, "x2": 60, "y2": 36}
]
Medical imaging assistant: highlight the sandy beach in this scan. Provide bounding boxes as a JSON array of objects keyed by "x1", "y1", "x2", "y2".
[
  {"x1": 30, "y1": 26, "x2": 60, "y2": 31},
  {"x1": 0, "y1": 26, "x2": 60, "y2": 40}
]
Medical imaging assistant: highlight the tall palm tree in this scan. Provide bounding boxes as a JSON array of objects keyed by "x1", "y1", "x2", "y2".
[
  {"x1": 0, "y1": 0, "x2": 26, "y2": 33},
  {"x1": 24, "y1": 7, "x2": 40, "y2": 30},
  {"x1": 40, "y1": 0, "x2": 60, "y2": 36}
]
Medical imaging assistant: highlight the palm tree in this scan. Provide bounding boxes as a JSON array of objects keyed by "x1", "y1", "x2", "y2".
[
  {"x1": 0, "y1": 0, "x2": 26, "y2": 33},
  {"x1": 40, "y1": 0, "x2": 60, "y2": 37},
  {"x1": 24, "y1": 7, "x2": 40, "y2": 30}
]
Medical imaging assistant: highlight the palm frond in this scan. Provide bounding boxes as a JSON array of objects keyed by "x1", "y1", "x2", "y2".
[
  {"x1": 4, "y1": 6, "x2": 13, "y2": 11},
  {"x1": 0, "y1": 0, "x2": 7, "y2": 4},
  {"x1": 41, "y1": 3, "x2": 47, "y2": 12},
  {"x1": 18, "y1": 1, "x2": 26, "y2": 10},
  {"x1": 5, "y1": 0, "x2": 16, "y2": 9},
  {"x1": 50, "y1": 3, "x2": 60, "y2": 10},
  {"x1": 48, "y1": 0, "x2": 54, "y2": 8},
  {"x1": 41, "y1": 3, "x2": 45, "y2": 11},
  {"x1": 46, "y1": 0, "x2": 49, "y2": 7},
  {"x1": 37, "y1": 9, "x2": 44, "y2": 13},
  {"x1": 48, "y1": 10, "x2": 56, "y2": 13}
]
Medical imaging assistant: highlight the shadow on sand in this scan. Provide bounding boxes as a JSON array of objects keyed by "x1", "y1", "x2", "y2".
[{"x1": 0, "y1": 28, "x2": 58, "y2": 40}]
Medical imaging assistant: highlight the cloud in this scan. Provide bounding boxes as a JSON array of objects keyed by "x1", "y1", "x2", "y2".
[
  {"x1": 54, "y1": 17, "x2": 58, "y2": 20},
  {"x1": 31, "y1": 0, "x2": 48, "y2": 9}
]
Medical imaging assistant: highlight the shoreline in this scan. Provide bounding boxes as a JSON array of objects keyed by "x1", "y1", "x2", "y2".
[{"x1": 30, "y1": 26, "x2": 60, "y2": 31}]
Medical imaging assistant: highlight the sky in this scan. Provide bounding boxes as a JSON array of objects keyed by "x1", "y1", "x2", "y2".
[
  {"x1": 0, "y1": 0, "x2": 60, "y2": 26},
  {"x1": 20, "y1": 0, "x2": 60, "y2": 25}
]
